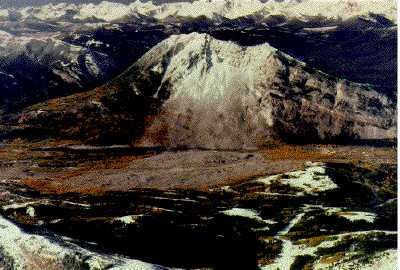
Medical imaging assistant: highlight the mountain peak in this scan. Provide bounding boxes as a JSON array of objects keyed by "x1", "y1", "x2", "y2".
[
  {"x1": 130, "y1": 32, "x2": 279, "y2": 98},
  {"x1": 114, "y1": 33, "x2": 395, "y2": 149}
]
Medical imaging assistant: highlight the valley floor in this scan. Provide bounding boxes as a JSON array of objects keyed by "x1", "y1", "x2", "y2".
[{"x1": 0, "y1": 140, "x2": 396, "y2": 269}]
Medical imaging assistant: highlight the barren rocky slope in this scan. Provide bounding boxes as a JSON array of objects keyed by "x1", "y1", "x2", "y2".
[{"x1": 20, "y1": 33, "x2": 396, "y2": 148}]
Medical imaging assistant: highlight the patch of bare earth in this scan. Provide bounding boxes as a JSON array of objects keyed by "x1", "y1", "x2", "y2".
[{"x1": 0, "y1": 141, "x2": 395, "y2": 195}]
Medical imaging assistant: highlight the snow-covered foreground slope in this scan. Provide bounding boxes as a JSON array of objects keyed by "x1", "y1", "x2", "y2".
[
  {"x1": 0, "y1": 0, "x2": 396, "y2": 23},
  {"x1": 112, "y1": 33, "x2": 395, "y2": 149},
  {"x1": 0, "y1": 215, "x2": 170, "y2": 270}
]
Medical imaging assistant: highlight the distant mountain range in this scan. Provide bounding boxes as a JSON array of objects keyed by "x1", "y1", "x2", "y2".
[
  {"x1": 0, "y1": 0, "x2": 188, "y2": 8},
  {"x1": 0, "y1": 0, "x2": 396, "y2": 23}
]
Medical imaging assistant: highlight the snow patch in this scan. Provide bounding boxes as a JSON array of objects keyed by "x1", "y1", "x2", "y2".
[
  {"x1": 221, "y1": 207, "x2": 278, "y2": 227},
  {"x1": 86, "y1": 39, "x2": 107, "y2": 48},
  {"x1": 337, "y1": 211, "x2": 377, "y2": 223},
  {"x1": 221, "y1": 208, "x2": 262, "y2": 221},
  {"x1": 114, "y1": 215, "x2": 143, "y2": 225},
  {"x1": 314, "y1": 248, "x2": 397, "y2": 270},
  {"x1": 26, "y1": 206, "x2": 35, "y2": 218},
  {"x1": 73, "y1": 1, "x2": 135, "y2": 22},
  {"x1": 3, "y1": 202, "x2": 35, "y2": 211},
  {"x1": 85, "y1": 54, "x2": 100, "y2": 77},
  {"x1": 260, "y1": 204, "x2": 394, "y2": 270},
  {"x1": 262, "y1": 210, "x2": 310, "y2": 270},
  {"x1": 150, "y1": 62, "x2": 164, "y2": 74},
  {"x1": 358, "y1": 249, "x2": 397, "y2": 270},
  {"x1": 0, "y1": 9, "x2": 9, "y2": 18},
  {"x1": 303, "y1": 26, "x2": 338, "y2": 32},
  {"x1": 256, "y1": 162, "x2": 338, "y2": 195}
]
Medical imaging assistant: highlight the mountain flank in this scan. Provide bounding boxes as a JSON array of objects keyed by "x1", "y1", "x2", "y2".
[{"x1": 19, "y1": 33, "x2": 396, "y2": 149}]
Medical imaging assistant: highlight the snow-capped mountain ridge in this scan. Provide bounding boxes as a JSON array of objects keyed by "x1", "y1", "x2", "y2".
[
  {"x1": 0, "y1": 0, "x2": 396, "y2": 23},
  {"x1": 0, "y1": 29, "x2": 110, "y2": 78}
]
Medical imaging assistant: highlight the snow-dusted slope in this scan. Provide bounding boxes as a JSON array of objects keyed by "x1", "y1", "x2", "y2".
[
  {"x1": 1, "y1": 0, "x2": 396, "y2": 23},
  {"x1": 0, "y1": 215, "x2": 168, "y2": 270},
  {"x1": 120, "y1": 33, "x2": 395, "y2": 149},
  {"x1": 0, "y1": 28, "x2": 116, "y2": 88}
]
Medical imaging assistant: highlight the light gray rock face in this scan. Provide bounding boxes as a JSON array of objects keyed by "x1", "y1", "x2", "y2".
[{"x1": 119, "y1": 33, "x2": 395, "y2": 149}]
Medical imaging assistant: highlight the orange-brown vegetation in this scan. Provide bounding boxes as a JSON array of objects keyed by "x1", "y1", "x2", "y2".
[
  {"x1": 2, "y1": 141, "x2": 395, "y2": 195},
  {"x1": 319, "y1": 252, "x2": 346, "y2": 264},
  {"x1": 261, "y1": 144, "x2": 335, "y2": 161}
]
